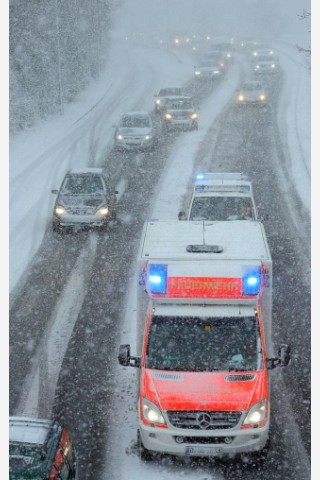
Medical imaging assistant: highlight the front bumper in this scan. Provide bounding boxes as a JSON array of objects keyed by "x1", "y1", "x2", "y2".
[
  {"x1": 114, "y1": 138, "x2": 155, "y2": 150},
  {"x1": 139, "y1": 418, "x2": 269, "y2": 457},
  {"x1": 53, "y1": 213, "x2": 111, "y2": 228}
]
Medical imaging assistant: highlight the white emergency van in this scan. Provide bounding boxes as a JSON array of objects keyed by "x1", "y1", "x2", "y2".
[
  {"x1": 118, "y1": 220, "x2": 290, "y2": 461},
  {"x1": 178, "y1": 172, "x2": 259, "y2": 222}
]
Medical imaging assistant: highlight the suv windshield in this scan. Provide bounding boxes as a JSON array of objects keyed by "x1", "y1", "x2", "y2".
[
  {"x1": 61, "y1": 174, "x2": 105, "y2": 195},
  {"x1": 159, "y1": 88, "x2": 181, "y2": 96},
  {"x1": 146, "y1": 316, "x2": 262, "y2": 372},
  {"x1": 120, "y1": 115, "x2": 150, "y2": 128},
  {"x1": 189, "y1": 196, "x2": 255, "y2": 221},
  {"x1": 166, "y1": 99, "x2": 193, "y2": 110}
]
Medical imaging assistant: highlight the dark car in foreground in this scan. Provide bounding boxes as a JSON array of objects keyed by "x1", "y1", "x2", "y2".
[
  {"x1": 51, "y1": 168, "x2": 118, "y2": 234},
  {"x1": 9, "y1": 416, "x2": 78, "y2": 480}
]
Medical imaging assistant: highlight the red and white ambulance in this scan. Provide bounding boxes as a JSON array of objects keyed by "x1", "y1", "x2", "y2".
[{"x1": 118, "y1": 220, "x2": 290, "y2": 460}]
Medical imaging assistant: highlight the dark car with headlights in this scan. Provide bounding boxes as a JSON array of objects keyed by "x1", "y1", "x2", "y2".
[
  {"x1": 113, "y1": 111, "x2": 159, "y2": 151},
  {"x1": 161, "y1": 96, "x2": 198, "y2": 131},
  {"x1": 51, "y1": 168, "x2": 118, "y2": 234},
  {"x1": 9, "y1": 416, "x2": 78, "y2": 480}
]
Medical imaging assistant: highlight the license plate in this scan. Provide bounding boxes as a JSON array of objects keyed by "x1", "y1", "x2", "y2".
[{"x1": 185, "y1": 446, "x2": 222, "y2": 456}]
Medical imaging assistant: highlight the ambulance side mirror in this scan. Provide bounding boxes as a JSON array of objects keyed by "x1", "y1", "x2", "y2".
[
  {"x1": 118, "y1": 344, "x2": 141, "y2": 367},
  {"x1": 266, "y1": 344, "x2": 291, "y2": 369},
  {"x1": 279, "y1": 344, "x2": 291, "y2": 366},
  {"x1": 178, "y1": 211, "x2": 187, "y2": 221}
]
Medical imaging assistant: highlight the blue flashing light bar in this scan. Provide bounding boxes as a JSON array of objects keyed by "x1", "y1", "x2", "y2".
[
  {"x1": 148, "y1": 264, "x2": 167, "y2": 294},
  {"x1": 196, "y1": 173, "x2": 205, "y2": 181},
  {"x1": 242, "y1": 267, "x2": 261, "y2": 295}
]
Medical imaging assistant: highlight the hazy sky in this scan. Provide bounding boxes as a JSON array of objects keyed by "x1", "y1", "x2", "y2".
[{"x1": 115, "y1": 0, "x2": 311, "y2": 44}]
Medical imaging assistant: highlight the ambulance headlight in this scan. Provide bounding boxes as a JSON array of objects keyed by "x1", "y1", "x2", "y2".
[
  {"x1": 242, "y1": 267, "x2": 261, "y2": 295},
  {"x1": 243, "y1": 399, "x2": 267, "y2": 425},
  {"x1": 142, "y1": 398, "x2": 166, "y2": 425},
  {"x1": 148, "y1": 264, "x2": 167, "y2": 294}
]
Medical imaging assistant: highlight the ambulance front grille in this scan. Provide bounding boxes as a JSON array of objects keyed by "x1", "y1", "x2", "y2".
[{"x1": 167, "y1": 411, "x2": 241, "y2": 430}]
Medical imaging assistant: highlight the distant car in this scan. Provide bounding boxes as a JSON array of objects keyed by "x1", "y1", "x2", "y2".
[
  {"x1": 207, "y1": 43, "x2": 234, "y2": 62},
  {"x1": 235, "y1": 80, "x2": 267, "y2": 106},
  {"x1": 194, "y1": 59, "x2": 224, "y2": 80},
  {"x1": 9, "y1": 416, "x2": 78, "y2": 480},
  {"x1": 251, "y1": 44, "x2": 274, "y2": 57},
  {"x1": 51, "y1": 168, "x2": 118, "y2": 234},
  {"x1": 252, "y1": 54, "x2": 278, "y2": 74},
  {"x1": 154, "y1": 87, "x2": 183, "y2": 112},
  {"x1": 113, "y1": 111, "x2": 159, "y2": 150},
  {"x1": 161, "y1": 96, "x2": 198, "y2": 131},
  {"x1": 178, "y1": 172, "x2": 258, "y2": 222}
]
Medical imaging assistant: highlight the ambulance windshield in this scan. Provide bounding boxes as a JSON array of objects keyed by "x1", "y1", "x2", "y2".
[
  {"x1": 189, "y1": 196, "x2": 255, "y2": 221},
  {"x1": 146, "y1": 316, "x2": 262, "y2": 372}
]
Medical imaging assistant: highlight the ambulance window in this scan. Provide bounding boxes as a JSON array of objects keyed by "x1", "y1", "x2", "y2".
[{"x1": 146, "y1": 315, "x2": 262, "y2": 372}]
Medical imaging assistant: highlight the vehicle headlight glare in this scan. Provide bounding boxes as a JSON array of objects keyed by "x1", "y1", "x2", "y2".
[
  {"x1": 55, "y1": 206, "x2": 66, "y2": 216},
  {"x1": 238, "y1": 95, "x2": 244, "y2": 101},
  {"x1": 156, "y1": 99, "x2": 161, "y2": 105},
  {"x1": 165, "y1": 113, "x2": 172, "y2": 120},
  {"x1": 190, "y1": 113, "x2": 198, "y2": 120},
  {"x1": 260, "y1": 95, "x2": 266, "y2": 101},
  {"x1": 142, "y1": 398, "x2": 166, "y2": 425},
  {"x1": 98, "y1": 207, "x2": 109, "y2": 215},
  {"x1": 195, "y1": 71, "x2": 201, "y2": 75},
  {"x1": 116, "y1": 134, "x2": 123, "y2": 140},
  {"x1": 243, "y1": 399, "x2": 267, "y2": 425},
  {"x1": 271, "y1": 64, "x2": 275, "y2": 68},
  {"x1": 145, "y1": 135, "x2": 152, "y2": 140}
]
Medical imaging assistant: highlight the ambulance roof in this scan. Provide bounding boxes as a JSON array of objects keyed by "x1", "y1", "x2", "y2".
[{"x1": 139, "y1": 220, "x2": 271, "y2": 262}]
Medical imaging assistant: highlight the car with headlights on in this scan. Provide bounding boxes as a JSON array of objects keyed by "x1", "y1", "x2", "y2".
[
  {"x1": 194, "y1": 59, "x2": 224, "y2": 81},
  {"x1": 154, "y1": 87, "x2": 183, "y2": 113},
  {"x1": 51, "y1": 168, "x2": 118, "y2": 234},
  {"x1": 113, "y1": 111, "x2": 159, "y2": 151},
  {"x1": 235, "y1": 80, "x2": 267, "y2": 106},
  {"x1": 252, "y1": 54, "x2": 278, "y2": 74},
  {"x1": 161, "y1": 96, "x2": 198, "y2": 131}
]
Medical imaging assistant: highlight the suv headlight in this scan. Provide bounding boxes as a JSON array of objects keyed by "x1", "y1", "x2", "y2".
[
  {"x1": 243, "y1": 399, "x2": 267, "y2": 426},
  {"x1": 141, "y1": 398, "x2": 166, "y2": 425},
  {"x1": 97, "y1": 206, "x2": 109, "y2": 216},
  {"x1": 55, "y1": 205, "x2": 67, "y2": 216}
]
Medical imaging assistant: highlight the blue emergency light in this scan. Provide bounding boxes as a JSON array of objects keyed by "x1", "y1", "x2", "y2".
[
  {"x1": 242, "y1": 267, "x2": 261, "y2": 295},
  {"x1": 148, "y1": 264, "x2": 167, "y2": 294},
  {"x1": 196, "y1": 173, "x2": 205, "y2": 181}
]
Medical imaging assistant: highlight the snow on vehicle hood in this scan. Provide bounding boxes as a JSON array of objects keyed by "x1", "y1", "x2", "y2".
[
  {"x1": 117, "y1": 127, "x2": 152, "y2": 136},
  {"x1": 142, "y1": 369, "x2": 268, "y2": 412}
]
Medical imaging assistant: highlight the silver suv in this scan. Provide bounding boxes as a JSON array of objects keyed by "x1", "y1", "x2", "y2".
[{"x1": 51, "y1": 168, "x2": 118, "y2": 234}]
